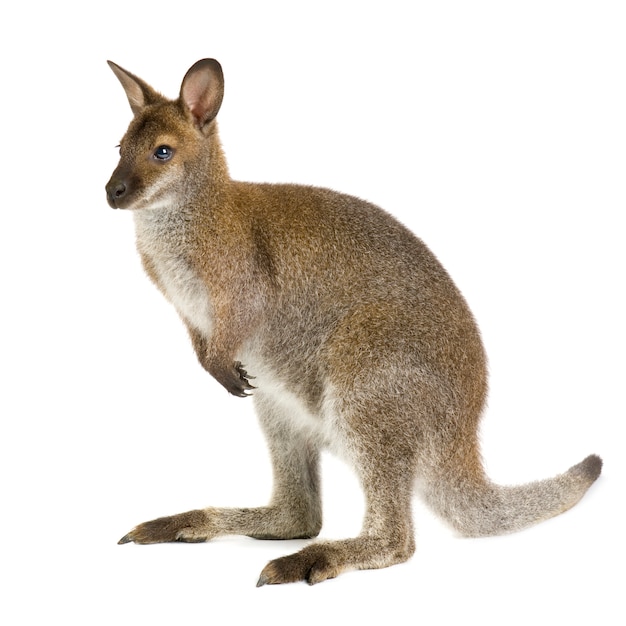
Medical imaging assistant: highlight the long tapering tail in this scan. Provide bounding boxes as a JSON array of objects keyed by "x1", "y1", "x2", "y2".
[{"x1": 422, "y1": 454, "x2": 602, "y2": 537}]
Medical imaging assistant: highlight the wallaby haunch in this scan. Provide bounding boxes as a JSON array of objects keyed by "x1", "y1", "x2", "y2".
[{"x1": 105, "y1": 59, "x2": 602, "y2": 586}]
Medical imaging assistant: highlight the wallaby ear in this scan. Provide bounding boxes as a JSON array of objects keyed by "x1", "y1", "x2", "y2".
[
  {"x1": 180, "y1": 59, "x2": 224, "y2": 130},
  {"x1": 107, "y1": 61, "x2": 162, "y2": 116}
]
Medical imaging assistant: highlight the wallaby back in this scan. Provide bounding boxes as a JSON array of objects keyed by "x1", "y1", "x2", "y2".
[{"x1": 106, "y1": 59, "x2": 602, "y2": 585}]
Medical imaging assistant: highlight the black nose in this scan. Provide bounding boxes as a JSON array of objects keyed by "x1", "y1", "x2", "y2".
[
  {"x1": 112, "y1": 181, "x2": 126, "y2": 198},
  {"x1": 106, "y1": 179, "x2": 127, "y2": 207}
]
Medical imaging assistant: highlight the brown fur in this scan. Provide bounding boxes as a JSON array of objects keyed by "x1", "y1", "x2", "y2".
[{"x1": 106, "y1": 59, "x2": 602, "y2": 585}]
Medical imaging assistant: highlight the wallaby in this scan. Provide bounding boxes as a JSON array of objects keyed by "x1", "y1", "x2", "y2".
[{"x1": 105, "y1": 58, "x2": 602, "y2": 586}]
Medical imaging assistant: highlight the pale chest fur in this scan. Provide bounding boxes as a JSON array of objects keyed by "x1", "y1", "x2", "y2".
[{"x1": 134, "y1": 210, "x2": 213, "y2": 337}]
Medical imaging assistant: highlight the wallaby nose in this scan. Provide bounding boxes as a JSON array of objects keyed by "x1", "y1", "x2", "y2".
[
  {"x1": 106, "y1": 179, "x2": 127, "y2": 208},
  {"x1": 112, "y1": 181, "x2": 126, "y2": 198}
]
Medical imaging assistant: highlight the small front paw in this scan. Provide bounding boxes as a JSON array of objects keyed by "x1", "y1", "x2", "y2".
[{"x1": 216, "y1": 361, "x2": 255, "y2": 397}]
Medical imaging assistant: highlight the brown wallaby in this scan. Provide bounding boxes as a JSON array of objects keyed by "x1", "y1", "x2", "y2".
[{"x1": 105, "y1": 58, "x2": 602, "y2": 586}]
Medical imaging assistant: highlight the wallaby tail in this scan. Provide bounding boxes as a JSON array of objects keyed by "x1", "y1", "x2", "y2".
[{"x1": 422, "y1": 454, "x2": 602, "y2": 537}]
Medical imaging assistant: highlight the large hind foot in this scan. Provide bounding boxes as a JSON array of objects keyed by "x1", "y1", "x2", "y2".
[
  {"x1": 256, "y1": 535, "x2": 415, "y2": 586},
  {"x1": 118, "y1": 509, "x2": 213, "y2": 544}
]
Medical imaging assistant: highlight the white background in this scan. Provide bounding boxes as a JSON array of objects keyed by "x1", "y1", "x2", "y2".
[{"x1": 1, "y1": 1, "x2": 623, "y2": 624}]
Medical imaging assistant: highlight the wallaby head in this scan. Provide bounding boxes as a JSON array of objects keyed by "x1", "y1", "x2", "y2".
[{"x1": 106, "y1": 59, "x2": 224, "y2": 211}]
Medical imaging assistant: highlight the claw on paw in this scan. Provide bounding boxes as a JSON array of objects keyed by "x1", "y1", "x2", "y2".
[{"x1": 230, "y1": 361, "x2": 256, "y2": 397}]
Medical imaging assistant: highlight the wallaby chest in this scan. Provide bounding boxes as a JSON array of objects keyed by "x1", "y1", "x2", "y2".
[{"x1": 134, "y1": 211, "x2": 213, "y2": 337}]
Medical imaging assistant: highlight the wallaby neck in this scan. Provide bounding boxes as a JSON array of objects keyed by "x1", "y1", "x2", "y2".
[{"x1": 181, "y1": 124, "x2": 231, "y2": 213}]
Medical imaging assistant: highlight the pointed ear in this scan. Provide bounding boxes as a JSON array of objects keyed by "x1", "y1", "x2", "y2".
[
  {"x1": 107, "y1": 61, "x2": 162, "y2": 116},
  {"x1": 180, "y1": 59, "x2": 224, "y2": 130}
]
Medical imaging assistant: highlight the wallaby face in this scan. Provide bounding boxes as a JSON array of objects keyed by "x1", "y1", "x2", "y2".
[
  {"x1": 106, "y1": 107, "x2": 189, "y2": 211},
  {"x1": 106, "y1": 60, "x2": 224, "y2": 211},
  {"x1": 106, "y1": 59, "x2": 602, "y2": 586}
]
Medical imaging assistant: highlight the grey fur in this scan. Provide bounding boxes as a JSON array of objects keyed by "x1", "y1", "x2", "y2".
[{"x1": 106, "y1": 59, "x2": 602, "y2": 585}]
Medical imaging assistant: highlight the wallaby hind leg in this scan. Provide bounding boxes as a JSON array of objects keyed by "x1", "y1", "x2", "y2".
[
  {"x1": 119, "y1": 393, "x2": 322, "y2": 544},
  {"x1": 257, "y1": 399, "x2": 418, "y2": 585},
  {"x1": 257, "y1": 455, "x2": 416, "y2": 585}
]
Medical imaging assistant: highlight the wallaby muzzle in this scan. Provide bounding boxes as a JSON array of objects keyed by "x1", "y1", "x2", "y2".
[{"x1": 106, "y1": 165, "x2": 135, "y2": 209}]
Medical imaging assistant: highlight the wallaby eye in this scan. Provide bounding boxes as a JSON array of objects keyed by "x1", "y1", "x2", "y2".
[{"x1": 153, "y1": 145, "x2": 174, "y2": 161}]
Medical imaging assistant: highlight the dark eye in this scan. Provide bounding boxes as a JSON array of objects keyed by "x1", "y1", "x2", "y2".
[{"x1": 153, "y1": 145, "x2": 174, "y2": 161}]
